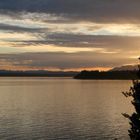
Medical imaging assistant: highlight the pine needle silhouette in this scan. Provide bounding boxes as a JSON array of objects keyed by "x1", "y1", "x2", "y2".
[{"x1": 122, "y1": 57, "x2": 140, "y2": 140}]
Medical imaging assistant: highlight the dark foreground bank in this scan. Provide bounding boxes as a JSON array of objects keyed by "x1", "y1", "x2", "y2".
[{"x1": 74, "y1": 70, "x2": 138, "y2": 80}]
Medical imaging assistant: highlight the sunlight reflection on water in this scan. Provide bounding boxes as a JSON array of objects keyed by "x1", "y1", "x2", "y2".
[{"x1": 0, "y1": 78, "x2": 132, "y2": 140}]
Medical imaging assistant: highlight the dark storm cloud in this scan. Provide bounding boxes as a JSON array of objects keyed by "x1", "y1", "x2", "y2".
[{"x1": 0, "y1": 0, "x2": 140, "y2": 23}]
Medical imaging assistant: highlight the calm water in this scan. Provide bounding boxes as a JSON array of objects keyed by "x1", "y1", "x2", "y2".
[{"x1": 0, "y1": 78, "x2": 133, "y2": 140}]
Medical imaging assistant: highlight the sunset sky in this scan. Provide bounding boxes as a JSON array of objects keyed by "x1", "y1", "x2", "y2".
[{"x1": 0, "y1": 0, "x2": 140, "y2": 71}]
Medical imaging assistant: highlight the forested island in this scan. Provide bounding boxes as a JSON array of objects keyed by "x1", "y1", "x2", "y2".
[{"x1": 74, "y1": 70, "x2": 138, "y2": 80}]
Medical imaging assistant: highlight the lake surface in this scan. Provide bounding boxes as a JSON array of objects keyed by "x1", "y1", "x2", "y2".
[{"x1": 0, "y1": 78, "x2": 133, "y2": 140}]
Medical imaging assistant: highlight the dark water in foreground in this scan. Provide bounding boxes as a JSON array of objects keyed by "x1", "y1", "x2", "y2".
[{"x1": 0, "y1": 78, "x2": 133, "y2": 140}]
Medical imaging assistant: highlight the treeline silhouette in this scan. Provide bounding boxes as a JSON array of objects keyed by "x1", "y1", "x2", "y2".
[
  {"x1": 74, "y1": 70, "x2": 138, "y2": 80},
  {"x1": 122, "y1": 59, "x2": 140, "y2": 139},
  {"x1": 0, "y1": 70, "x2": 78, "y2": 77}
]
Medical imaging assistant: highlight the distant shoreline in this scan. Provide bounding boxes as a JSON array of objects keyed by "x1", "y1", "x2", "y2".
[
  {"x1": 0, "y1": 70, "x2": 78, "y2": 77},
  {"x1": 0, "y1": 70, "x2": 138, "y2": 80}
]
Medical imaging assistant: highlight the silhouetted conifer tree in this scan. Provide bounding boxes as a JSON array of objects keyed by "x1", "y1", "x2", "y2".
[{"x1": 122, "y1": 57, "x2": 140, "y2": 140}]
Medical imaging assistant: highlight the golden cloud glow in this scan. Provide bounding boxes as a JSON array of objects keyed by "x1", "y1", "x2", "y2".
[
  {"x1": 1, "y1": 13, "x2": 140, "y2": 36},
  {"x1": 0, "y1": 32, "x2": 38, "y2": 41},
  {"x1": 23, "y1": 44, "x2": 105, "y2": 53}
]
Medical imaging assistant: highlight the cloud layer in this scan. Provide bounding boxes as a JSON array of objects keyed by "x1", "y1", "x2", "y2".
[
  {"x1": 1, "y1": 0, "x2": 140, "y2": 23},
  {"x1": 0, "y1": 0, "x2": 140, "y2": 70}
]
